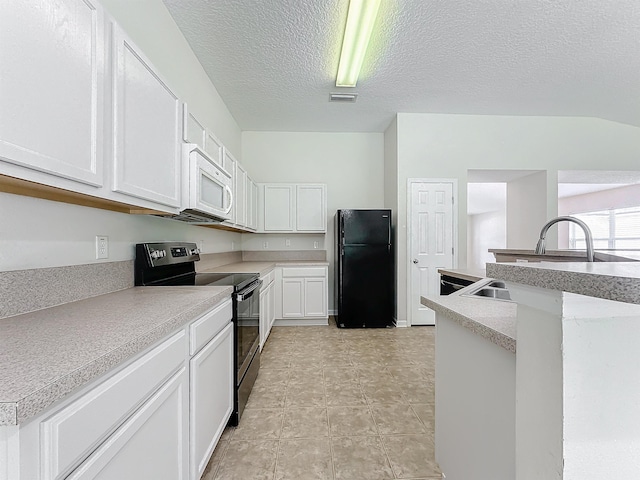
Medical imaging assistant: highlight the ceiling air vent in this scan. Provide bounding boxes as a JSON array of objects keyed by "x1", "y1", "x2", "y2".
[{"x1": 329, "y1": 93, "x2": 358, "y2": 103}]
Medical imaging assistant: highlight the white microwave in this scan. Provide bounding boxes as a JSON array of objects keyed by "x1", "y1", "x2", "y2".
[{"x1": 172, "y1": 144, "x2": 233, "y2": 223}]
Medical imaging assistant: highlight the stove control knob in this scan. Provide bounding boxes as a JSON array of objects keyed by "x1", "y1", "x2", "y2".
[
  {"x1": 160, "y1": 249, "x2": 167, "y2": 258},
  {"x1": 190, "y1": 248, "x2": 200, "y2": 255}
]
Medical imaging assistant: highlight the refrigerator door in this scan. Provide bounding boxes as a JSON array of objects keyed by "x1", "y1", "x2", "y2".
[
  {"x1": 338, "y1": 245, "x2": 393, "y2": 328},
  {"x1": 340, "y1": 209, "x2": 391, "y2": 245}
]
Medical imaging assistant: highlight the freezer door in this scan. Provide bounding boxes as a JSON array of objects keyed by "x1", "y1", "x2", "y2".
[
  {"x1": 338, "y1": 245, "x2": 393, "y2": 328},
  {"x1": 339, "y1": 210, "x2": 391, "y2": 246}
]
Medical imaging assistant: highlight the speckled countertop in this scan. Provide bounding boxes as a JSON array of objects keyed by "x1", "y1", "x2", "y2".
[
  {"x1": 421, "y1": 293, "x2": 517, "y2": 353},
  {"x1": 487, "y1": 262, "x2": 640, "y2": 305},
  {"x1": 201, "y1": 260, "x2": 329, "y2": 276},
  {"x1": 437, "y1": 268, "x2": 486, "y2": 283},
  {"x1": 0, "y1": 286, "x2": 232, "y2": 427}
]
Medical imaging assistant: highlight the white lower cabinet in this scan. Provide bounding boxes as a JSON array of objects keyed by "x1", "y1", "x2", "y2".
[
  {"x1": 67, "y1": 368, "x2": 189, "y2": 480},
  {"x1": 190, "y1": 322, "x2": 233, "y2": 480},
  {"x1": 281, "y1": 278, "x2": 304, "y2": 318},
  {"x1": 277, "y1": 267, "x2": 328, "y2": 324},
  {"x1": 4, "y1": 298, "x2": 233, "y2": 480},
  {"x1": 259, "y1": 271, "x2": 276, "y2": 349}
]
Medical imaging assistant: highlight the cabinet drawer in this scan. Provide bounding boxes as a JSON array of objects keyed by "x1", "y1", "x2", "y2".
[
  {"x1": 41, "y1": 331, "x2": 187, "y2": 480},
  {"x1": 190, "y1": 298, "x2": 233, "y2": 355},
  {"x1": 281, "y1": 267, "x2": 326, "y2": 278}
]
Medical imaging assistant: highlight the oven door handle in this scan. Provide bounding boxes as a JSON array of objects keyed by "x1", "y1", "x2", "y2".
[{"x1": 235, "y1": 279, "x2": 262, "y2": 301}]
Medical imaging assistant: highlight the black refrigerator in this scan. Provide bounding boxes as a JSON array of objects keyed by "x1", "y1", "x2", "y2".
[{"x1": 335, "y1": 209, "x2": 394, "y2": 328}]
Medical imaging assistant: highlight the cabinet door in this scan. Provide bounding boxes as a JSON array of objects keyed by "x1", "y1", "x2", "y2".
[
  {"x1": 296, "y1": 185, "x2": 326, "y2": 232},
  {"x1": 304, "y1": 277, "x2": 328, "y2": 317},
  {"x1": 0, "y1": 0, "x2": 105, "y2": 187},
  {"x1": 282, "y1": 278, "x2": 304, "y2": 318},
  {"x1": 204, "y1": 131, "x2": 224, "y2": 168},
  {"x1": 268, "y1": 282, "x2": 276, "y2": 330},
  {"x1": 67, "y1": 368, "x2": 189, "y2": 480},
  {"x1": 182, "y1": 104, "x2": 206, "y2": 150},
  {"x1": 190, "y1": 322, "x2": 233, "y2": 480},
  {"x1": 259, "y1": 288, "x2": 268, "y2": 349},
  {"x1": 112, "y1": 24, "x2": 181, "y2": 208},
  {"x1": 252, "y1": 182, "x2": 259, "y2": 231},
  {"x1": 246, "y1": 178, "x2": 259, "y2": 232},
  {"x1": 235, "y1": 163, "x2": 247, "y2": 227},
  {"x1": 263, "y1": 185, "x2": 295, "y2": 231}
]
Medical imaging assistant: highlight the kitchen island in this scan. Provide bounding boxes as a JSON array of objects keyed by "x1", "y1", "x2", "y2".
[
  {"x1": 423, "y1": 261, "x2": 640, "y2": 480},
  {"x1": 422, "y1": 284, "x2": 517, "y2": 480}
]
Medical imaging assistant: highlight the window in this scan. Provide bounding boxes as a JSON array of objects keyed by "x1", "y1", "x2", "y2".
[{"x1": 569, "y1": 207, "x2": 640, "y2": 250}]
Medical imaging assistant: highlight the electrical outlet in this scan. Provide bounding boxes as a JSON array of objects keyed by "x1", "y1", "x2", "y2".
[
  {"x1": 314, "y1": 241, "x2": 319, "y2": 249},
  {"x1": 263, "y1": 241, "x2": 269, "y2": 249},
  {"x1": 231, "y1": 241, "x2": 235, "y2": 251},
  {"x1": 285, "y1": 238, "x2": 291, "y2": 247},
  {"x1": 96, "y1": 236, "x2": 109, "y2": 259},
  {"x1": 199, "y1": 240, "x2": 204, "y2": 251}
]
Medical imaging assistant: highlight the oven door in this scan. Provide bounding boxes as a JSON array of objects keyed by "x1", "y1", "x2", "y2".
[
  {"x1": 187, "y1": 147, "x2": 233, "y2": 220},
  {"x1": 235, "y1": 279, "x2": 261, "y2": 383}
]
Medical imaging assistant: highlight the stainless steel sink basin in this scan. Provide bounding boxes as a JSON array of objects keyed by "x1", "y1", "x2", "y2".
[
  {"x1": 460, "y1": 280, "x2": 512, "y2": 302},
  {"x1": 472, "y1": 287, "x2": 511, "y2": 300}
]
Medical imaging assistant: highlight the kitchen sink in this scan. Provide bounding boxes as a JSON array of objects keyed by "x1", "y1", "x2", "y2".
[
  {"x1": 460, "y1": 280, "x2": 512, "y2": 302},
  {"x1": 471, "y1": 287, "x2": 511, "y2": 300}
]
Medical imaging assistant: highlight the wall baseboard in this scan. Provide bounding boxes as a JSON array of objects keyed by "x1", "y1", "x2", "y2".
[{"x1": 274, "y1": 318, "x2": 329, "y2": 327}]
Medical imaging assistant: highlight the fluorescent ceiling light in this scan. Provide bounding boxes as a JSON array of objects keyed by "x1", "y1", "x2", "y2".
[{"x1": 336, "y1": 0, "x2": 382, "y2": 87}]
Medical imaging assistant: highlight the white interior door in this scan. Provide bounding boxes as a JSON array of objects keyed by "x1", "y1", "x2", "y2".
[{"x1": 409, "y1": 181, "x2": 455, "y2": 325}]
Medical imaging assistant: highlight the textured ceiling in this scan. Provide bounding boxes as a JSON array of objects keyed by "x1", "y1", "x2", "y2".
[{"x1": 163, "y1": 0, "x2": 640, "y2": 132}]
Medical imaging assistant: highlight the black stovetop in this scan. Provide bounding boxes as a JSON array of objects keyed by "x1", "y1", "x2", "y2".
[{"x1": 153, "y1": 272, "x2": 259, "y2": 292}]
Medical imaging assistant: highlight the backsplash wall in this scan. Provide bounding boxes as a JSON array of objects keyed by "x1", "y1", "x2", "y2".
[{"x1": 0, "y1": 192, "x2": 241, "y2": 272}]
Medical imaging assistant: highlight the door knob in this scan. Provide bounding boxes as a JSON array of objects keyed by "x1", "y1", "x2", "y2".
[{"x1": 413, "y1": 259, "x2": 418, "y2": 264}]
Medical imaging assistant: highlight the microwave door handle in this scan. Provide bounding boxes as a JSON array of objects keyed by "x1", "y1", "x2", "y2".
[{"x1": 224, "y1": 184, "x2": 233, "y2": 214}]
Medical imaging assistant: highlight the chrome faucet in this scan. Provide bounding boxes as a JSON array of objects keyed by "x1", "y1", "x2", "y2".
[{"x1": 535, "y1": 216, "x2": 595, "y2": 262}]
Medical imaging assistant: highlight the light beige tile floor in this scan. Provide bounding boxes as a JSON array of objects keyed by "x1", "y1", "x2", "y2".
[{"x1": 202, "y1": 318, "x2": 441, "y2": 480}]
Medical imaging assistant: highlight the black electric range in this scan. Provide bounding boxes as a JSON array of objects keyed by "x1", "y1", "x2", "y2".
[{"x1": 134, "y1": 242, "x2": 261, "y2": 425}]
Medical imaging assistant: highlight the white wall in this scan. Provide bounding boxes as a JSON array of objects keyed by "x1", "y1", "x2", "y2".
[
  {"x1": 241, "y1": 131, "x2": 385, "y2": 312},
  {"x1": 395, "y1": 113, "x2": 640, "y2": 324},
  {"x1": 0, "y1": 193, "x2": 239, "y2": 271},
  {"x1": 506, "y1": 171, "x2": 547, "y2": 248},
  {"x1": 384, "y1": 118, "x2": 399, "y2": 318},
  {"x1": 468, "y1": 211, "x2": 506, "y2": 271},
  {"x1": 0, "y1": 0, "x2": 243, "y2": 272}
]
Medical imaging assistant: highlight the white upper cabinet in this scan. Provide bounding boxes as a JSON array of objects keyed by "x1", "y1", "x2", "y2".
[
  {"x1": 0, "y1": 0, "x2": 105, "y2": 188},
  {"x1": 182, "y1": 104, "x2": 206, "y2": 151},
  {"x1": 262, "y1": 185, "x2": 295, "y2": 231},
  {"x1": 204, "y1": 131, "x2": 224, "y2": 168},
  {"x1": 235, "y1": 163, "x2": 247, "y2": 228},
  {"x1": 112, "y1": 23, "x2": 181, "y2": 208},
  {"x1": 296, "y1": 185, "x2": 326, "y2": 232},
  {"x1": 251, "y1": 180, "x2": 259, "y2": 231},
  {"x1": 246, "y1": 177, "x2": 258, "y2": 232},
  {"x1": 260, "y1": 184, "x2": 327, "y2": 233}
]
